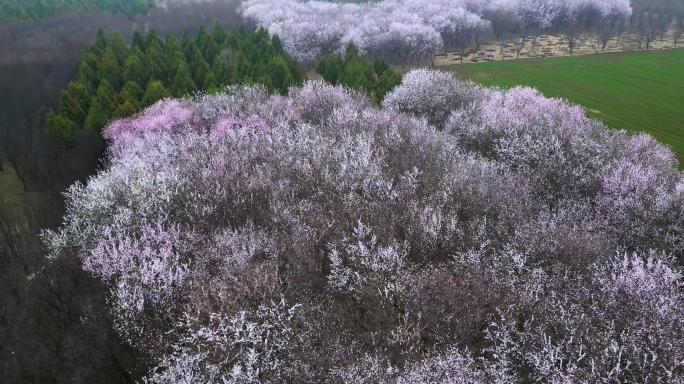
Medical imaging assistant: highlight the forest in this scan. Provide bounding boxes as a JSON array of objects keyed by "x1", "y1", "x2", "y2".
[
  {"x1": 47, "y1": 26, "x2": 303, "y2": 147},
  {"x1": 0, "y1": 0, "x2": 155, "y2": 20},
  {"x1": 0, "y1": 0, "x2": 683, "y2": 383}
]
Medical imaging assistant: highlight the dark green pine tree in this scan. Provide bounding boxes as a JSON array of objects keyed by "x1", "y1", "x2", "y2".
[
  {"x1": 47, "y1": 111, "x2": 79, "y2": 147},
  {"x1": 212, "y1": 50, "x2": 237, "y2": 86},
  {"x1": 171, "y1": 60, "x2": 197, "y2": 97},
  {"x1": 84, "y1": 98, "x2": 112, "y2": 132},
  {"x1": 144, "y1": 29, "x2": 162, "y2": 48},
  {"x1": 91, "y1": 28, "x2": 109, "y2": 55},
  {"x1": 203, "y1": 71, "x2": 218, "y2": 92},
  {"x1": 271, "y1": 34, "x2": 284, "y2": 55},
  {"x1": 108, "y1": 32, "x2": 128, "y2": 63},
  {"x1": 211, "y1": 23, "x2": 227, "y2": 46},
  {"x1": 145, "y1": 39, "x2": 169, "y2": 82},
  {"x1": 57, "y1": 81, "x2": 92, "y2": 124},
  {"x1": 339, "y1": 60, "x2": 370, "y2": 92},
  {"x1": 113, "y1": 99, "x2": 139, "y2": 119},
  {"x1": 266, "y1": 56, "x2": 293, "y2": 94},
  {"x1": 48, "y1": 27, "x2": 305, "y2": 148},
  {"x1": 165, "y1": 35, "x2": 184, "y2": 64},
  {"x1": 122, "y1": 81, "x2": 144, "y2": 102},
  {"x1": 197, "y1": 26, "x2": 220, "y2": 64},
  {"x1": 184, "y1": 41, "x2": 212, "y2": 88},
  {"x1": 124, "y1": 52, "x2": 148, "y2": 86},
  {"x1": 84, "y1": 81, "x2": 115, "y2": 132},
  {"x1": 98, "y1": 48, "x2": 124, "y2": 89},
  {"x1": 374, "y1": 69, "x2": 402, "y2": 103},
  {"x1": 317, "y1": 55, "x2": 343, "y2": 84},
  {"x1": 315, "y1": 43, "x2": 400, "y2": 103},
  {"x1": 142, "y1": 80, "x2": 171, "y2": 107},
  {"x1": 113, "y1": 85, "x2": 141, "y2": 117},
  {"x1": 77, "y1": 58, "x2": 98, "y2": 89},
  {"x1": 132, "y1": 29, "x2": 145, "y2": 51}
]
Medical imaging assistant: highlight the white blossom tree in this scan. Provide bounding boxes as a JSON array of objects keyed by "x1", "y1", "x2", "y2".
[{"x1": 46, "y1": 70, "x2": 683, "y2": 382}]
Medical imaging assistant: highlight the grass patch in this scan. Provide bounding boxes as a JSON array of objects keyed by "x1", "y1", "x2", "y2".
[
  {"x1": 0, "y1": 165, "x2": 34, "y2": 220},
  {"x1": 444, "y1": 49, "x2": 684, "y2": 165}
]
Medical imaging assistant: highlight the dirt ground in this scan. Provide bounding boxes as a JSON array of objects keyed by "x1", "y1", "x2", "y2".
[{"x1": 435, "y1": 30, "x2": 683, "y2": 65}]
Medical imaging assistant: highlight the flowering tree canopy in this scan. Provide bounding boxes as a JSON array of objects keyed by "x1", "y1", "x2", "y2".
[
  {"x1": 46, "y1": 70, "x2": 683, "y2": 382},
  {"x1": 240, "y1": 0, "x2": 633, "y2": 64}
]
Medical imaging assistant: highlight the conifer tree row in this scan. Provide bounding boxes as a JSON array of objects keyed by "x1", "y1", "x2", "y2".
[
  {"x1": 316, "y1": 43, "x2": 402, "y2": 104},
  {"x1": 0, "y1": 0, "x2": 155, "y2": 20},
  {"x1": 48, "y1": 26, "x2": 303, "y2": 146}
]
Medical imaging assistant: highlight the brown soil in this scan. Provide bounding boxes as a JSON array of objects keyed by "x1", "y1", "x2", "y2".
[{"x1": 435, "y1": 30, "x2": 683, "y2": 66}]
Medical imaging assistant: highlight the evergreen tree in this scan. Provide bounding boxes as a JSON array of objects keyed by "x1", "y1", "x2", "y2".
[
  {"x1": 184, "y1": 42, "x2": 211, "y2": 87},
  {"x1": 315, "y1": 43, "x2": 401, "y2": 103},
  {"x1": 317, "y1": 55, "x2": 343, "y2": 84},
  {"x1": 108, "y1": 33, "x2": 128, "y2": 63},
  {"x1": 142, "y1": 81, "x2": 171, "y2": 107},
  {"x1": 339, "y1": 60, "x2": 370, "y2": 92},
  {"x1": 1, "y1": 0, "x2": 155, "y2": 21},
  {"x1": 271, "y1": 34, "x2": 284, "y2": 54},
  {"x1": 84, "y1": 98, "x2": 112, "y2": 132},
  {"x1": 113, "y1": 99, "x2": 139, "y2": 119},
  {"x1": 114, "y1": 87, "x2": 141, "y2": 116},
  {"x1": 92, "y1": 28, "x2": 108, "y2": 55},
  {"x1": 146, "y1": 39, "x2": 169, "y2": 82},
  {"x1": 122, "y1": 81, "x2": 144, "y2": 102},
  {"x1": 50, "y1": 25, "x2": 304, "y2": 148},
  {"x1": 132, "y1": 30, "x2": 145, "y2": 51},
  {"x1": 124, "y1": 53, "x2": 147, "y2": 85},
  {"x1": 266, "y1": 56, "x2": 293, "y2": 94},
  {"x1": 145, "y1": 29, "x2": 162, "y2": 48},
  {"x1": 47, "y1": 111, "x2": 78, "y2": 147},
  {"x1": 204, "y1": 71, "x2": 218, "y2": 91},
  {"x1": 83, "y1": 80, "x2": 115, "y2": 131},
  {"x1": 212, "y1": 50, "x2": 238, "y2": 86},
  {"x1": 211, "y1": 23, "x2": 227, "y2": 46},
  {"x1": 57, "y1": 81, "x2": 91, "y2": 124},
  {"x1": 165, "y1": 35, "x2": 184, "y2": 64},
  {"x1": 98, "y1": 48, "x2": 124, "y2": 89},
  {"x1": 77, "y1": 59, "x2": 98, "y2": 89},
  {"x1": 171, "y1": 61, "x2": 197, "y2": 97},
  {"x1": 95, "y1": 80, "x2": 115, "y2": 113},
  {"x1": 374, "y1": 69, "x2": 402, "y2": 104},
  {"x1": 344, "y1": 42, "x2": 361, "y2": 62}
]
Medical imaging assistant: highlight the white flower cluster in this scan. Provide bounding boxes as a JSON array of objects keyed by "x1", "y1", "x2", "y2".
[
  {"x1": 46, "y1": 70, "x2": 682, "y2": 382},
  {"x1": 240, "y1": 0, "x2": 632, "y2": 64}
]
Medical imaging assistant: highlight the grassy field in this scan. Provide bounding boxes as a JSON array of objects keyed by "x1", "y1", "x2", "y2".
[
  {"x1": 0, "y1": 165, "x2": 33, "y2": 220},
  {"x1": 444, "y1": 49, "x2": 684, "y2": 164}
]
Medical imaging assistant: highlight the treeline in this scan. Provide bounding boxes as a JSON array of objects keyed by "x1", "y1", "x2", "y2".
[
  {"x1": 316, "y1": 44, "x2": 401, "y2": 103},
  {"x1": 0, "y1": 0, "x2": 154, "y2": 20},
  {"x1": 631, "y1": 0, "x2": 684, "y2": 48},
  {"x1": 48, "y1": 26, "x2": 303, "y2": 146},
  {"x1": 0, "y1": 1, "x2": 242, "y2": 201},
  {"x1": 241, "y1": 0, "x2": 634, "y2": 65}
]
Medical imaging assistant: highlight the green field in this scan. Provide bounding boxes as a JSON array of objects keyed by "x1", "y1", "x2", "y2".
[
  {"x1": 444, "y1": 49, "x2": 684, "y2": 164},
  {"x1": 0, "y1": 165, "x2": 33, "y2": 220}
]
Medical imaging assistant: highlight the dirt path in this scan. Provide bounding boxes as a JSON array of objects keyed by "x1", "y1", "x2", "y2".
[{"x1": 435, "y1": 31, "x2": 682, "y2": 66}]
